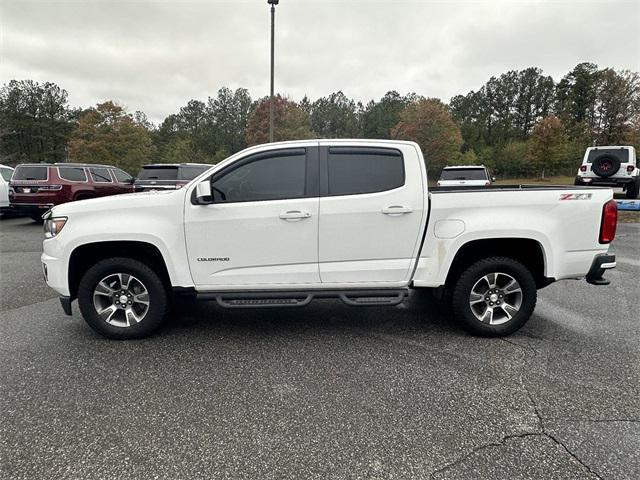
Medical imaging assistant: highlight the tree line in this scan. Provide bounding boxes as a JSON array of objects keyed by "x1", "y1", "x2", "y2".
[{"x1": 1, "y1": 63, "x2": 638, "y2": 178}]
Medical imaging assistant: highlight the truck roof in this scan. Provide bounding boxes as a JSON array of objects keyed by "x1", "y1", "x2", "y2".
[{"x1": 443, "y1": 165, "x2": 487, "y2": 169}]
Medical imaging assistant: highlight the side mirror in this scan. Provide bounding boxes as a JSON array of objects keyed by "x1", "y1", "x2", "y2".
[
  {"x1": 491, "y1": 177, "x2": 496, "y2": 182},
  {"x1": 195, "y1": 180, "x2": 212, "y2": 204},
  {"x1": 129, "y1": 177, "x2": 136, "y2": 184}
]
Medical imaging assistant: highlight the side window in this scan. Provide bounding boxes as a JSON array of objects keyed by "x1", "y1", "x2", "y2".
[
  {"x1": 0, "y1": 168, "x2": 13, "y2": 181},
  {"x1": 89, "y1": 167, "x2": 113, "y2": 183},
  {"x1": 57, "y1": 167, "x2": 87, "y2": 182},
  {"x1": 112, "y1": 169, "x2": 132, "y2": 183},
  {"x1": 212, "y1": 150, "x2": 307, "y2": 203},
  {"x1": 327, "y1": 148, "x2": 405, "y2": 196}
]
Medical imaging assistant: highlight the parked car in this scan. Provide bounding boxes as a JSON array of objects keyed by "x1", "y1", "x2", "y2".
[
  {"x1": 41, "y1": 140, "x2": 617, "y2": 340},
  {"x1": 9, "y1": 163, "x2": 134, "y2": 222},
  {"x1": 0, "y1": 164, "x2": 15, "y2": 213},
  {"x1": 436, "y1": 165, "x2": 494, "y2": 187},
  {"x1": 575, "y1": 146, "x2": 639, "y2": 198},
  {"x1": 134, "y1": 163, "x2": 211, "y2": 192}
]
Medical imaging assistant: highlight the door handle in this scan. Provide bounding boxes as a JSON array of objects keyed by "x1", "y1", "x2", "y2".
[
  {"x1": 382, "y1": 205, "x2": 412, "y2": 215},
  {"x1": 279, "y1": 210, "x2": 312, "y2": 221}
]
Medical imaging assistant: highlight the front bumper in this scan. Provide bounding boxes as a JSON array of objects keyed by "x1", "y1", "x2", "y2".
[
  {"x1": 585, "y1": 254, "x2": 616, "y2": 285},
  {"x1": 10, "y1": 203, "x2": 54, "y2": 215}
]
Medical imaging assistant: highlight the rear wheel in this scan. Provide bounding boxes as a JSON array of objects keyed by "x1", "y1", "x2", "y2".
[
  {"x1": 451, "y1": 257, "x2": 537, "y2": 336},
  {"x1": 77, "y1": 257, "x2": 168, "y2": 339},
  {"x1": 30, "y1": 213, "x2": 44, "y2": 223}
]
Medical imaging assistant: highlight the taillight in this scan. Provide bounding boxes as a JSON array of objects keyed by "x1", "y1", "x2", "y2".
[
  {"x1": 579, "y1": 165, "x2": 588, "y2": 172},
  {"x1": 627, "y1": 165, "x2": 635, "y2": 173},
  {"x1": 599, "y1": 200, "x2": 617, "y2": 244},
  {"x1": 484, "y1": 181, "x2": 490, "y2": 186}
]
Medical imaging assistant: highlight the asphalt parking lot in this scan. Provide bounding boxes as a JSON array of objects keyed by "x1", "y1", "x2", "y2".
[{"x1": 0, "y1": 216, "x2": 638, "y2": 479}]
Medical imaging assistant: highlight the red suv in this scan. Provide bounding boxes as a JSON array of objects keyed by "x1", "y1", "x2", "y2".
[{"x1": 9, "y1": 163, "x2": 134, "y2": 222}]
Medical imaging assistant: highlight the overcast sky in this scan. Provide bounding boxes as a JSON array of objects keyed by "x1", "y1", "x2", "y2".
[{"x1": 1, "y1": 0, "x2": 638, "y2": 123}]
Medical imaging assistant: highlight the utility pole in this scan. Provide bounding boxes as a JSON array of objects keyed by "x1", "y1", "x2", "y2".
[{"x1": 268, "y1": 0, "x2": 279, "y2": 143}]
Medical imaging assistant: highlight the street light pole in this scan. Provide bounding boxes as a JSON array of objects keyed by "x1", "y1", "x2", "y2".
[{"x1": 268, "y1": 0, "x2": 279, "y2": 143}]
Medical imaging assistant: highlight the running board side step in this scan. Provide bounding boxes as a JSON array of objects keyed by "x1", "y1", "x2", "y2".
[{"x1": 197, "y1": 289, "x2": 409, "y2": 309}]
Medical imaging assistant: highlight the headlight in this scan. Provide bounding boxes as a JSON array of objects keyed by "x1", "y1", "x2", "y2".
[{"x1": 44, "y1": 217, "x2": 67, "y2": 238}]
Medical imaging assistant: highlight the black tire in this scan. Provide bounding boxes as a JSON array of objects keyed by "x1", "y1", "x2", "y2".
[
  {"x1": 574, "y1": 177, "x2": 582, "y2": 186},
  {"x1": 30, "y1": 214, "x2": 44, "y2": 223},
  {"x1": 451, "y1": 256, "x2": 537, "y2": 337},
  {"x1": 591, "y1": 155, "x2": 620, "y2": 178},
  {"x1": 77, "y1": 257, "x2": 168, "y2": 339},
  {"x1": 625, "y1": 178, "x2": 639, "y2": 199}
]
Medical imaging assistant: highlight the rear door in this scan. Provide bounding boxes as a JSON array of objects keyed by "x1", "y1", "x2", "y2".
[
  {"x1": 318, "y1": 143, "x2": 426, "y2": 285},
  {"x1": 88, "y1": 167, "x2": 116, "y2": 196},
  {"x1": 184, "y1": 145, "x2": 321, "y2": 288}
]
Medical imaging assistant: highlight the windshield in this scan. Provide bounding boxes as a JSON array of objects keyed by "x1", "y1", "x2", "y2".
[
  {"x1": 137, "y1": 166, "x2": 178, "y2": 181},
  {"x1": 440, "y1": 168, "x2": 487, "y2": 181},
  {"x1": 12, "y1": 166, "x2": 48, "y2": 181}
]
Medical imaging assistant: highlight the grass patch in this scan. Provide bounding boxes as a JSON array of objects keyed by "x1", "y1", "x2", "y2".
[{"x1": 494, "y1": 175, "x2": 575, "y2": 185}]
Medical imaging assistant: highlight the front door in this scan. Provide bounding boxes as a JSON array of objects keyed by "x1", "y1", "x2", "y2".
[
  {"x1": 318, "y1": 144, "x2": 426, "y2": 285},
  {"x1": 184, "y1": 145, "x2": 321, "y2": 288}
]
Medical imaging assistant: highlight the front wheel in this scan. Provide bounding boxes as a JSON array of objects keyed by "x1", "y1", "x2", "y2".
[
  {"x1": 77, "y1": 257, "x2": 168, "y2": 339},
  {"x1": 451, "y1": 257, "x2": 537, "y2": 336}
]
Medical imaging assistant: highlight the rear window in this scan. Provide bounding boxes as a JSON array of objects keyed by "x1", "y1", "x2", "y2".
[
  {"x1": 89, "y1": 167, "x2": 112, "y2": 183},
  {"x1": 439, "y1": 168, "x2": 488, "y2": 181},
  {"x1": 179, "y1": 165, "x2": 210, "y2": 180},
  {"x1": 12, "y1": 166, "x2": 48, "y2": 181},
  {"x1": 587, "y1": 148, "x2": 629, "y2": 163},
  {"x1": 58, "y1": 167, "x2": 87, "y2": 182},
  {"x1": 138, "y1": 167, "x2": 178, "y2": 181},
  {"x1": 327, "y1": 148, "x2": 405, "y2": 196}
]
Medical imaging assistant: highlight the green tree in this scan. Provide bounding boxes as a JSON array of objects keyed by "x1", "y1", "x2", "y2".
[
  {"x1": 69, "y1": 101, "x2": 153, "y2": 174},
  {"x1": 360, "y1": 91, "x2": 421, "y2": 139},
  {"x1": 245, "y1": 95, "x2": 313, "y2": 145},
  {"x1": 390, "y1": 98, "x2": 463, "y2": 175},
  {"x1": 0, "y1": 80, "x2": 76, "y2": 165},
  {"x1": 206, "y1": 87, "x2": 253, "y2": 157},
  {"x1": 310, "y1": 91, "x2": 360, "y2": 138}
]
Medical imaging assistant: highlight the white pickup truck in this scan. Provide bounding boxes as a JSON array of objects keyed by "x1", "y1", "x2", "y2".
[{"x1": 41, "y1": 140, "x2": 618, "y2": 340}]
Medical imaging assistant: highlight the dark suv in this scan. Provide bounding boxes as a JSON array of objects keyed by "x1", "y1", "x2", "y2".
[
  {"x1": 9, "y1": 163, "x2": 134, "y2": 221},
  {"x1": 134, "y1": 163, "x2": 211, "y2": 192}
]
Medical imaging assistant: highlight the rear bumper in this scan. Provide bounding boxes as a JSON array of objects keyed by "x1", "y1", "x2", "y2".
[
  {"x1": 585, "y1": 254, "x2": 616, "y2": 285},
  {"x1": 576, "y1": 176, "x2": 636, "y2": 187}
]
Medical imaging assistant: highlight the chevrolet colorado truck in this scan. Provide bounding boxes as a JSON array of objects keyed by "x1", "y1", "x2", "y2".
[{"x1": 41, "y1": 140, "x2": 618, "y2": 340}]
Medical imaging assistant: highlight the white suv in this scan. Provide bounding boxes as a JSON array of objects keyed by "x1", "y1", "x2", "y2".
[{"x1": 575, "y1": 146, "x2": 639, "y2": 199}]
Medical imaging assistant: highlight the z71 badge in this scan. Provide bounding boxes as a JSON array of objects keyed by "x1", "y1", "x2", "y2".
[{"x1": 559, "y1": 193, "x2": 592, "y2": 200}]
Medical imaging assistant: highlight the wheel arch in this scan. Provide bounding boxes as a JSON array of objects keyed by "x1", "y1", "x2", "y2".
[
  {"x1": 68, "y1": 241, "x2": 172, "y2": 300},
  {"x1": 444, "y1": 237, "x2": 551, "y2": 289}
]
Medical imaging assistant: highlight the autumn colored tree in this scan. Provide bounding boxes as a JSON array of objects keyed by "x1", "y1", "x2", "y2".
[
  {"x1": 245, "y1": 95, "x2": 313, "y2": 145},
  {"x1": 69, "y1": 101, "x2": 153, "y2": 174},
  {"x1": 360, "y1": 91, "x2": 422, "y2": 139},
  {"x1": 391, "y1": 98, "x2": 463, "y2": 174},
  {"x1": 526, "y1": 116, "x2": 572, "y2": 177}
]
